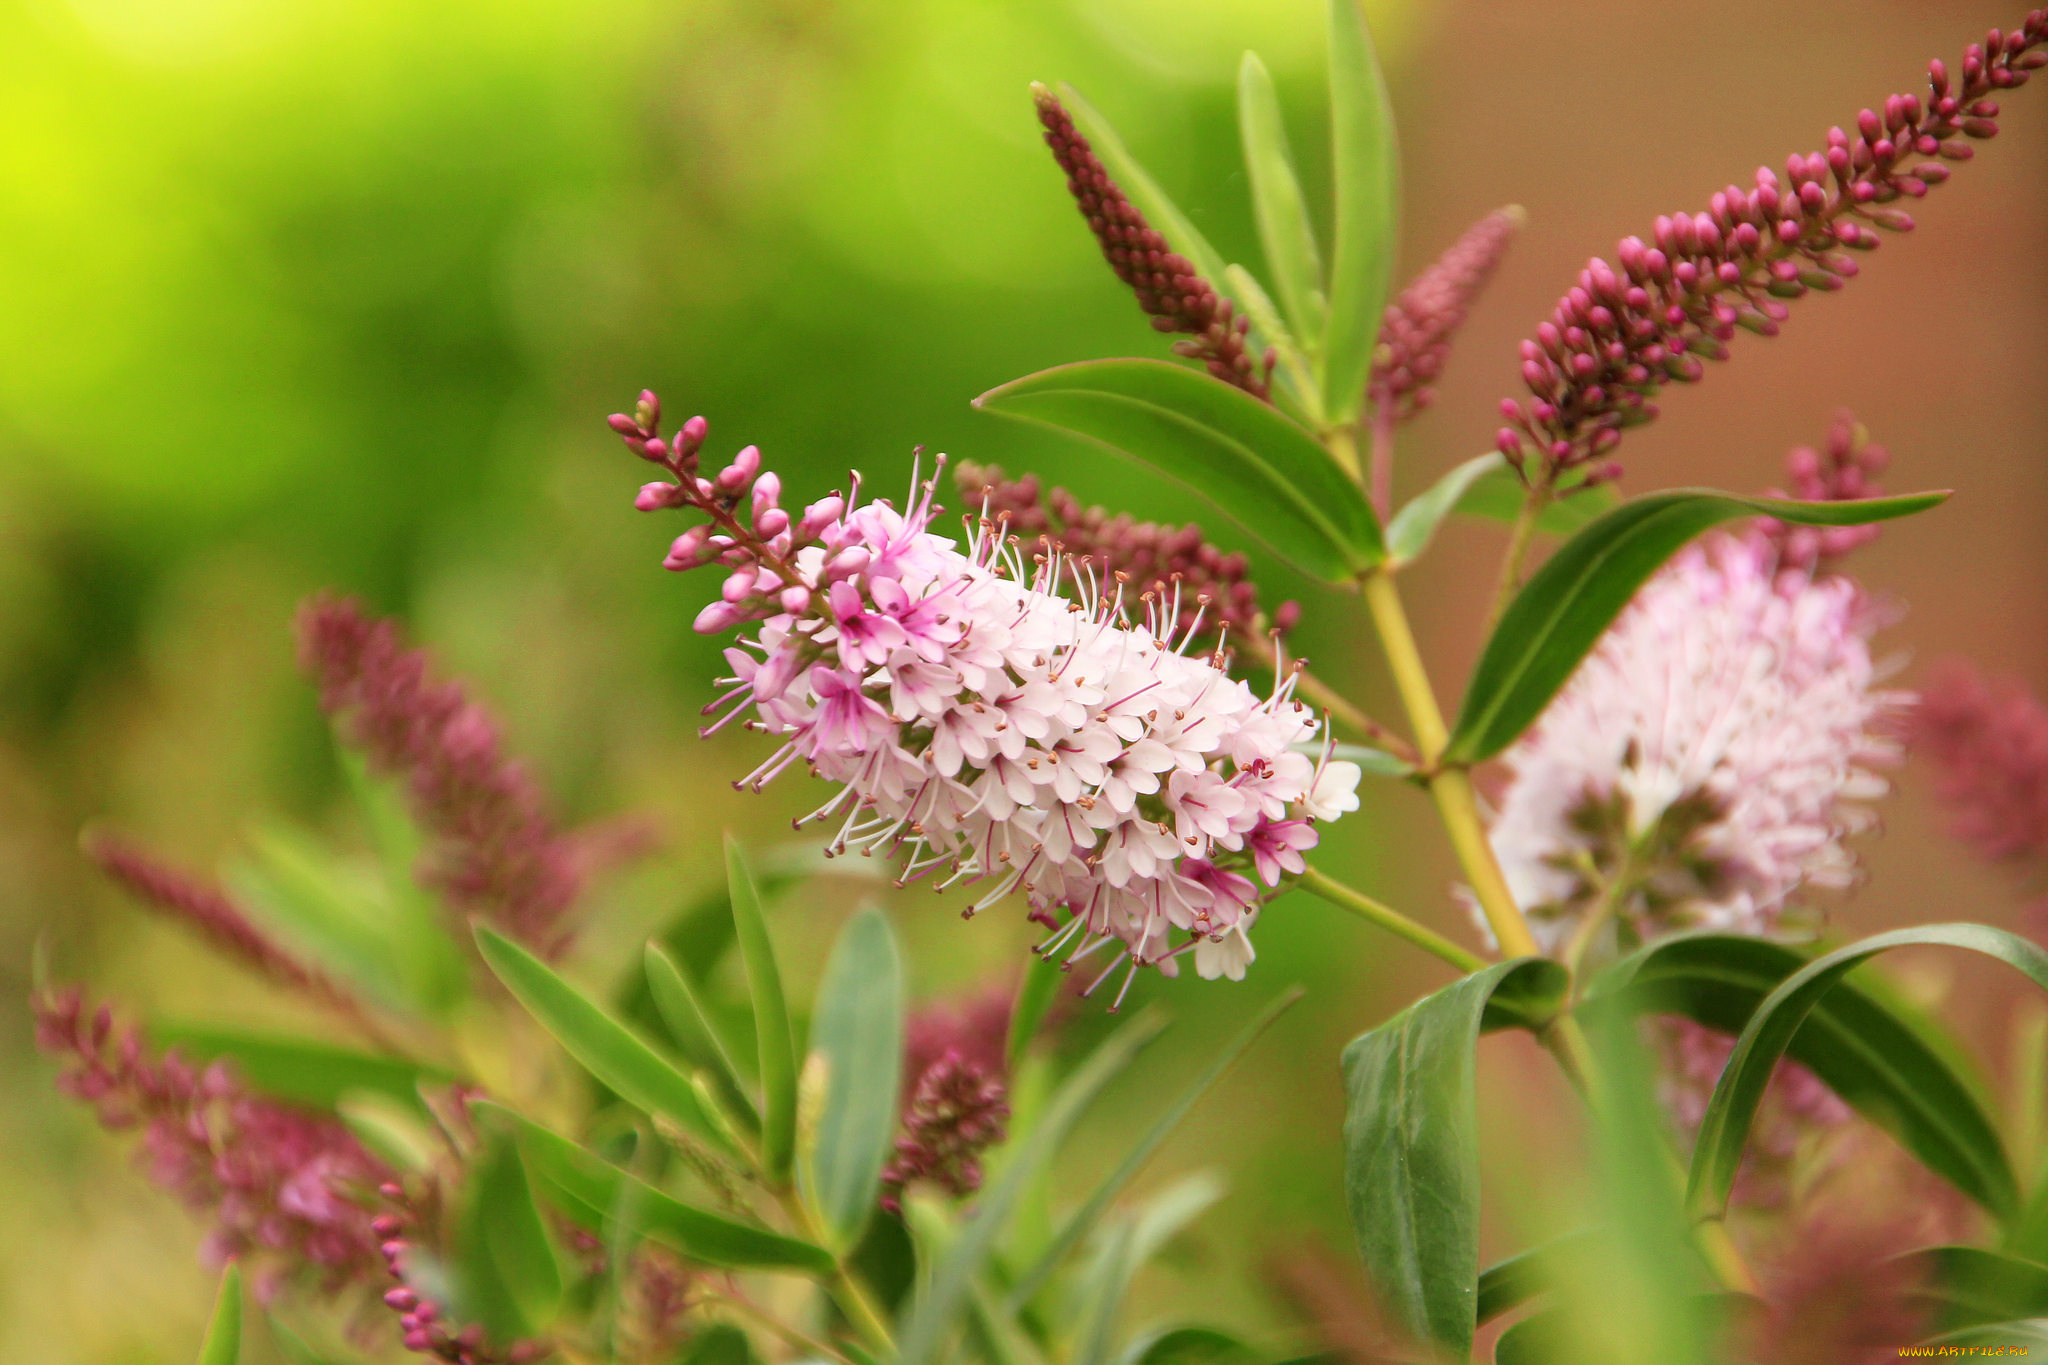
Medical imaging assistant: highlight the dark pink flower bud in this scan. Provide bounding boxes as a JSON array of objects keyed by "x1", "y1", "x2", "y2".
[{"x1": 634, "y1": 481, "x2": 674, "y2": 511}]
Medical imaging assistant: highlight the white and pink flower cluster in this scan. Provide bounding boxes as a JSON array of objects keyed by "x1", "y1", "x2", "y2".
[
  {"x1": 1486, "y1": 529, "x2": 1906, "y2": 953},
  {"x1": 611, "y1": 397, "x2": 1360, "y2": 1001}
]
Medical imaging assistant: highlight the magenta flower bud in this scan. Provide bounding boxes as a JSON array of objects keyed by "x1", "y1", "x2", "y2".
[
  {"x1": 825, "y1": 546, "x2": 871, "y2": 582},
  {"x1": 720, "y1": 569, "x2": 756, "y2": 604},
  {"x1": 385, "y1": 1288, "x2": 418, "y2": 1310},
  {"x1": 607, "y1": 413, "x2": 643, "y2": 437},
  {"x1": 694, "y1": 599, "x2": 747, "y2": 634},
  {"x1": 641, "y1": 437, "x2": 669, "y2": 462},
  {"x1": 752, "y1": 471, "x2": 782, "y2": 512},
  {"x1": 1496, "y1": 427, "x2": 1524, "y2": 459},
  {"x1": 799, "y1": 495, "x2": 845, "y2": 539},
  {"x1": 780, "y1": 585, "x2": 811, "y2": 613},
  {"x1": 635, "y1": 390, "x2": 660, "y2": 431},
  {"x1": 756, "y1": 506, "x2": 790, "y2": 537},
  {"x1": 634, "y1": 481, "x2": 673, "y2": 511},
  {"x1": 717, "y1": 444, "x2": 763, "y2": 492},
  {"x1": 678, "y1": 414, "x2": 709, "y2": 453}
]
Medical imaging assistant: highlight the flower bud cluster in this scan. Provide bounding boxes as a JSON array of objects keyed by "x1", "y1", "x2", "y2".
[
  {"x1": 1031, "y1": 86, "x2": 1273, "y2": 400},
  {"x1": 1368, "y1": 206, "x2": 1523, "y2": 425},
  {"x1": 33, "y1": 988, "x2": 392, "y2": 1300},
  {"x1": 879, "y1": 1050, "x2": 1010, "y2": 1214},
  {"x1": 1499, "y1": 11, "x2": 2048, "y2": 481},
  {"x1": 952, "y1": 461, "x2": 1299, "y2": 651},
  {"x1": 1911, "y1": 660, "x2": 2048, "y2": 868},
  {"x1": 615, "y1": 400, "x2": 1362, "y2": 998},
  {"x1": 1757, "y1": 412, "x2": 1892, "y2": 570}
]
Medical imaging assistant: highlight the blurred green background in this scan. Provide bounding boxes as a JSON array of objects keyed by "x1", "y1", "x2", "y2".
[{"x1": 2, "y1": 0, "x2": 2043, "y2": 1358}]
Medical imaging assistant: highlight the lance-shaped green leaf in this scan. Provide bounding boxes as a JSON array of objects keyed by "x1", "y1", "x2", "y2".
[
  {"x1": 452, "y1": 1132, "x2": 563, "y2": 1341},
  {"x1": 197, "y1": 1263, "x2": 242, "y2": 1365},
  {"x1": 1585, "y1": 933, "x2": 2012, "y2": 1217},
  {"x1": 1072, "y1": 1172, "x2": 1226, "y2": 1365},
  {"x1": 1238, "y1": 51, "x2": 1325, "y2": 342},
  {"x1": 1689, "y1": 924, "x2": 2048, "y2": 1222},
  {"x1": 1320, "y1": 0, "x2": 1398, "y2": 423},
  {"x1": 801, "y1": 907, "x2": 905, "y2": 1251},
  {"x1": 1007, "y1": 987, "x2": 1303, "y2": 1311},
  {"x1": 898, "y1": 1012, "x2": 1168, "y2": 1365},
  {"x1": 1446, "y1": 487, "x2": 1949, "y2": 764},
  {"x1": 1476, "y1": 1230, "x2": 1597, "y2": 1324},
  {"x1": 474, "y1": 926, "x2": 735, "y2": 1158},
  {"x1": 150, "y1": 1021, "x2": 447, "y2": 1113},
  {"x1": 645, "y1": 941, "x2": 760, "y2": 1131},
  {"x1": 1340, "y1": 959, "x2": 1567, "y2": 1360},
  {"x1": 975, "y1": 359, "x2": 1383, "y2": 580},
  {"x1": 477, "y1": 1101, "x2": 834, "y2": 1273},
  {"x1": 1899, "y1": 1246, "x2": 2048, "y2": 1334},
  {"x1": 1386, "y1": 455, "x2": 1619, "y2": 565},
  {"x1": 1056, "y1": 83, "x2": 1233, "y2": 306},
  {"x1": 726, "y1": 835, "x2": 798, "y2": 1183},
  {"x1": 1918, "y1": 1319, "x2": 2048, "y2": 1350},
  {"x1": 1115, "y1": 1327, "x2": 1257, "y2": 1365},
  {"x1": 1007, "y1": 962, "x2": 1064, "y2": 1073}
]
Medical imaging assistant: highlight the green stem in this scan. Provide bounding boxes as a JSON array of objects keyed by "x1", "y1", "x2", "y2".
[
  {"x1": 1487, "y1": 482, "x2": 1550, "y2": 631},
  {"x1": 1324, "y1": 425, "x2": 1364, "y2": 482},
  {"x1": 777, "y1": 1191, "x2": 896, "y2": 1354},
  {"x1": 1298, "y1": 864, "x2": 1486, "y2": 974},
  {"x1": 703, "y1": 1284, "x2": 860, "y2": 1365},
  {"x1": 1368, "y1": 406, "x2": 1396, "y2": 523}
]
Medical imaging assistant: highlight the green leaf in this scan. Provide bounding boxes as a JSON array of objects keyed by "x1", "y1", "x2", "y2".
[
  {"x1": 1115, "y1": 1327, "x2": 1257, "y2": 1365},
  {"x1": 1237, "y1": 51, "x2": 1325, "y2": 343},
  {"x1": 1056, "y1": 83, "x2": 1233, "y2": 304},
  {"x1": 228, "y1": 826, "x2": 421, "y2": 1013},
  {"x1": 1918, "y1": 1319, "x2": 2048, "y2": 1350},
  {"x1": 474, "y1": 926, "x2": 736, "y2": 1158},
  {"x1": 1445, "y1": 487, "x2": 1950, "y2": 764},
  {"x1": 1320, "y1": 0, "x2": 1399, "y2": 424},
  {"x1": 1448, "y1": 455, "x2": 1617, "y2": 535},
  {"x1": 899, "y1": 1011, "x2": 1168, "y2": 1365},
  {"x1": 150, "y1": 1021, "x2": 444, "y2": 1113},
  {"x1": 1386, "y1": 454, "x2": 1501, "y2": 564},
  {"x1": 1008, "y1": 988, "x2": 1302, "y2": 1311},
  {"x1": 336, "y1": 751, "x2": 469, "y2": 1012},
  {"x1": 680, "y1": 1323, "x2": 753, "y2": 1365},
  {"x1": 1585, "y1": 933, "x2": 2013, "y2": 1218},
  {"x1": 1073, "y1": 1173, "x2": 1226, "y2": 1365},
  {"x1": 726, "y1": 835, "x2": 799, "y2": 1184},
  {"x1": 478, "y1": 1101, "x2": 834, "y2": 1273},
  {"x1": 196, "y1": 1263, "x2": 241, "y2": 1365},
  {"x1": 452, "y1": 1132, "x2": 563, "y2": 1340},
  {"x1": 801, "y1": 907, "x2": 906, "y2": 1251},
  {"x1": 644, "y1": 941, "x2": 760, "y2": 1131},
  {"x1": 1476, "y1": 1231, "x2": 1595, "y2": 1325},
  {"x1": 337, "y1": 1090, "x2": 441, "y2": 1173},
  {"x1": 1899, "y1": 1246, "x2": 2048, "y2": 1333},
  {"x1": 1688, "y1": 924, "x2": 2048, "y2": 1222},
  {"x1": 1339, "y1": 959, "x2": 1567, "y2": 1359},
  {"x1": 1322, "y1": 743, "x2": 1414, "y2": 779},
  {"x1": 1007, "y1": 964, "x2": 1065, "y2": 1073},
  {"x1": 974, "y1": 358, "x2": 1383, "y2": 581}
]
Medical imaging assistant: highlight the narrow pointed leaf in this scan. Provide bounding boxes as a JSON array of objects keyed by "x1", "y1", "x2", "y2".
[
  {"x1": 1688, "y1": 924, "x2": 2048, "y2": 1222},
  {"x1": 1007, "y1": 988, "x2": 1302, "y2": 1311},
  {"x1": 477, "y1": 1101, "x2": 834, "y2": 1273},
  {"x1": 1476, "y1": 1231, "x2": 1596, "y2": 1324},
  {"x1": 1446, "y1": 455, "x2": 1617, "y2": 535},
  {"x1": 1447, "y1": 487, "x2": 1950, "y2": 763},
  {"x1": 1340, "y1": 960, "x2": 1567, "y2": 1359},
  {"x1": 453, "y1": 1132, "x2": 563, "y2": 1340},
  {"x1": 150, "y1": 1021, "x2": 445, "y2": 1113},
  {"x1": 726, "y1": 835, "x2": 798, "y2": 1183},
  {"x1": 1057, "y1": 83, "x2": 1233, "y2": 301},
  {"x1": 899, "y1": 1011, "x2": 1168, "y2": 1365},
  {"x1": 1238, "y1": 51, "x2": 1325, "y2": 341},
  {"x1": 474, "y1": 926, "x2": 735, "y2": 1157},
  {"x1": 1116, "y1": 1328, "x2": 1257, "y2": 1365},
  {"x1": 801, "y1": 907, "x2": 905, "y2": 1251},
  {"x1": 1919, "y1": 1319, "x2": 2048, "y2": 1349},
  {"x1": 1585, "y1": 933, "x2": 2011, "y2": 1217},
  {"x1": 1900, "y1": 1246, "x2": 2048, "y2": 1333},
  {"x1": 1321, "y1": 0, "x2": 1399, "y2": 423},
  {"x1": 197, "y1": 1263, "x2": 242, "y2": 1365},
  {"x1": 1074, "y1": 1173, "x2": 1226, "y2": 1365},
  {"x1": 645, "y1": 941, "x2": 760, "y2": 1130},
  {"x1": 975, "y1": 358, "x2": 1383, "y2": 580},
  {"x1": 1007, "y1": 963, "x2": 1065, "y2": 1073}
]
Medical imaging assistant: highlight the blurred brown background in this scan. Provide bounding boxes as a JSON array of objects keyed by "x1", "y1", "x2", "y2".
[{"x1": 0, "y1": 0, "x2": 2041, "y2": 1357}]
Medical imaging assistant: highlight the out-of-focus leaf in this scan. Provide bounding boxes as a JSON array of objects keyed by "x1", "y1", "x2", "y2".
[
  {"x1": 150, "y1": 1021, "x2": 444, "y2": 1113},
  {"x1": 1007, "y1": 963, "x2": 1064, "y2": 1073},
  {"x1": 474, "y1": 926, "x2": 735, "y2": 1157},
  {"x1": 1320, "y1": 744, "x2": 1413, "y2": 779},
  {"x1": 337, "y1": 1089, "x2": 440, "y2": 1173},
  {"x1": 229, "y1": 826, "x2": 419, "y2": 1013},
  {"x1": 644, "y1": 941, "x2": 759, "y2": 1131},
  {"x1": 1448, "y1": 456, "x2": 1618, "y2": 536},
  {"x1": 1586, "y1": 933, "x2": 2013, "y2": 1217},
  {"x1": 1386, "y1": 453, "x2": 1502, "y2": 564},
  {"x1": 1340, "y1": 960, "x2": 1567, "y2": 1359},
  {"x1": 478, "y1": 1102, "x2": 834, "y2": 1273},
  {"x1": 1446, "y1": 487, "x2": 1950, "y2": 764},
  {"x1": 679, "y1": 1322, "x2": 752, "y2": 1365},
  {"x1": 1115, "y1": 1326, "x2": 1257, "y2": 1365},
  {"x1": 336, "y1": 751, "x2": 469, "y2": 1012},
  {"x1": 850, "y1": 1210, "x2": 919, "y2": 1315},
  {"x1": 1900, "y1": 1246, "x2": 2048, "y2": 1333},
  {"x1": 197, "y1": 1262, "x2": 241, "y2": 1365},
  {"x1": 1008, "y1": 988, "x2": 1302, "y2": 1310},
  {"x1": 1073, "y1": 1173, "x2": 1226, "y2": 1365},
  {"x1": 975, "y1": 359, "x2": 1382, "y2": 581},
  {"x1": 1689, "y1": 924, "x2": 2048, "y2": 1222},
  {"x1": 452, "y1": 1132, "x2": 563, "y2": 1340},
  {"x1": 898, "y1": 1011, "x2": 1168, "y2": 1365},
  {"x1": 726, "y1": 835, "x2": 798, "y2": 1184},
  {"x1": 1917, "y1": 1319, "x2": 2048, "y2": 1349},
  {"x1": 801, "y1": 907, "x2": 905, "y2": 1252},
  {"x1": 1055, "y1": 83, "x2": 1233, "y2": 301},
  {"x1": 1320, "y1": 0, "x2": 1399, "y2": 424},
  {"x1": 1237, "y1": 51, "x2": 1324, "y2": 343},
  {"x1": 1476, "y1": 1231, "x2": 1595, "y2": 1324}
]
